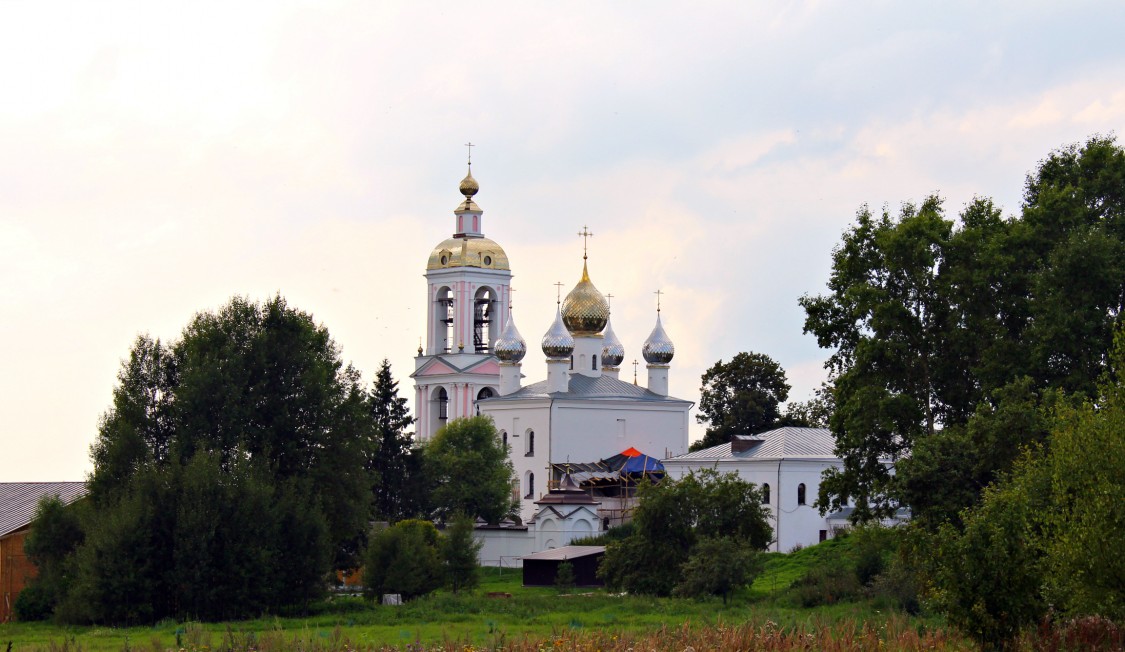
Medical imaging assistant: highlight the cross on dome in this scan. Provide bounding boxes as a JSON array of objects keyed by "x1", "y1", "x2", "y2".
[
  {"x1": 577, "y1": 226, "x2": 593, "y2": 260},
  {"x1": 654, "y1": 289, "x2": 664, "y2": 313}
]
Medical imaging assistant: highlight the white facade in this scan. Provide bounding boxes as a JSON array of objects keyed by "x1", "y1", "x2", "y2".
[
  {"x1": 482, "y1": 380, "x2": 691, "y2": 523},
  {"x1": 662, "y1": 427, "x2": 858, "y2": 552}
]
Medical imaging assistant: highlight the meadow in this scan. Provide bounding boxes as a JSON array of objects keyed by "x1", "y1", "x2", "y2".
[{"x1": 0, "y1": 539, "x2": 976, "y2": 652}]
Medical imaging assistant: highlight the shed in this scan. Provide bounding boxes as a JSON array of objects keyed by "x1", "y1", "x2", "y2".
[
  {"x1": 521, "y1": 545, "x2": 605, "y2": 587},
  {"x1": 1, "y1": 482, "x2": 87, "y2": 622}
]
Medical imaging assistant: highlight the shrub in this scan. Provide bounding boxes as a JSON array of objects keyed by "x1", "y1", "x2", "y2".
[
  {"x1": 554, "y1": 561, "x2": 576, "y2": 592},
  {"x1": 363, "y1": 519, "x2": 443, "y2": 600}
]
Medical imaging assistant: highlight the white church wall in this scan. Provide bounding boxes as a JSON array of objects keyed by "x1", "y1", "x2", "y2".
[
  {"x1": 479, "y1": 401, "x2": 552, "y2": 522},
  {"x1": 551, "y1": 402, "x2": 689, "y2": 463}
]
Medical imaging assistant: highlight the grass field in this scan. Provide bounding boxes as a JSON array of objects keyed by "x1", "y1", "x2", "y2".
[{"x1": 0, "y1": 540, "x2": 965, "y2": 651}]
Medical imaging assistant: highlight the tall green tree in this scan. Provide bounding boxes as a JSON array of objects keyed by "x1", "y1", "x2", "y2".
[
  {"x1": 801, "y1": 196, "x2": 953, "y2": 521},
  {"x1": 367, "y1": 359, "x2": 417, "y2": 522},
  {"x1": 802, "y1": 136, "x2": 1125, "y2": 524},
  {"x1": 66, "y1": 295, "x2": 374, "y2": 623},
  {"x1": 691, "y1": 352, "x2": 791, "y2": 451},
  {"x1": 424, "y1": 416, "x2": 516, "y2": 525}
]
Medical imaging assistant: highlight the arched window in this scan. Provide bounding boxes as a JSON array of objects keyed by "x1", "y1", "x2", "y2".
[
  {"x1": 592, "y1": 354, "x2": 597, "y2": 370},
  {"x1": 526, "y1": 472, "x2": 535, "y2": 498},
  {"x1": 526, "y1": 430, "x2": 535, "y2": 456},
  {"x1": 761, "y1": 483, "x2": 771, "y2": 504},
  {"x1": 501, "y1": 430, "x2": 508, "y2": 449},
  {"x1": 477, "y1": 387, "x2": 494, "y2": 400},
  {"x1": 797, "y1": 483, "x2": 806, "y2": 505},
  {"x1": 435, "y1": 287, "x2": 454, "y2": 353},
  {"x1": 569, "y1": 355, "x2": 574, "y2": 370},
  {"x1": 437, "y1": 387, "x2": 449, "y2": 421},
  {"x1": 473, "y1": 287, "x2": 496, "y2": 353}
]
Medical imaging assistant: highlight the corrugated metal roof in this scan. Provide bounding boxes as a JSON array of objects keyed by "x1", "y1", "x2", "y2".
[
  {"x1": 665, "y1": 426, "x2": 839, "y2": 462},
  {"x1": 522, "y1": 545, "x2": 605, "y2": 561},
  {"x1": 0, "y1": 482, "x2": 88, "y2": 537},
  {"x1": 483, "y1": 373, "x2": 691, "y2": 404}
]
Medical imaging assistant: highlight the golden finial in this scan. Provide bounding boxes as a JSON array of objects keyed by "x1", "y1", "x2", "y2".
[
  {"x1": 577, "y1": 225, "x2": 593, "y2": 260},
  {"x1": 632, "y1": 360, "x2": 639, "y2": 385},
  {"x1": 465, "y1": 141, "x2": 474, "y2": 166}
]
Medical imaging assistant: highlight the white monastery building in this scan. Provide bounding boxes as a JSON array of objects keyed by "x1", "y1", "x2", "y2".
[
  {"x1": 413, "y1": 162, "x2": 865, "y2": 559},
  {"x1": 412, "y1": 165, "x2": 692, "y2": 526},
  {"x1": 663, "y1": 427, "x2": 849, "y2": 552}
]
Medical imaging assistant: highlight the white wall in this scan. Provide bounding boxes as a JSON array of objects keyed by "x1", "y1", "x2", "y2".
[{"x1": 474, "y1": 528, "x2": 535, "y2": 568}]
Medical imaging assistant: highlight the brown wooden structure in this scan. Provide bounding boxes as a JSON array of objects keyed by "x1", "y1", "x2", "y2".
[{"x1": 0, "y1": 482, "x2": 87, "y2": 622}]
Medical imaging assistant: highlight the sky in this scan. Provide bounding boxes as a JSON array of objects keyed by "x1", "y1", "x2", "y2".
[{"x1": 2, "y1": 1, "x2": 1124, "y2": 482}]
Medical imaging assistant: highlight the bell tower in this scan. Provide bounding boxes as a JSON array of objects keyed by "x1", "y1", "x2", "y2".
[{"x1": 412, "y1": 154, "x2": 513, "y2": 441}]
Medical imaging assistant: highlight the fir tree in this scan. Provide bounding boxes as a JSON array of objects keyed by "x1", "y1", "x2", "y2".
[{"x1": 367, "y1": 359, "x2": 416, "y2": 521}]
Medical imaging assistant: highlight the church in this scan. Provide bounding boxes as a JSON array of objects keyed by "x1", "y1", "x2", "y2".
[{"x1": 411, "y1": 164, "x2": 693, "y2": 527}]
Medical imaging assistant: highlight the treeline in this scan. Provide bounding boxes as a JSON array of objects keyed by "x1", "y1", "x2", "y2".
[
  {"x1": 800, "y1": 135, "x2": 1125, "y2": 648},
  {"x1": 18, "y1": 296, "x2": 513, "y2": 624}
]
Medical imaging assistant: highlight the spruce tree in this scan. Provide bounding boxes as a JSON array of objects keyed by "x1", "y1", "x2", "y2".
[{"x1": 367, "y1": 359, "x2": 416, "y2": 521}]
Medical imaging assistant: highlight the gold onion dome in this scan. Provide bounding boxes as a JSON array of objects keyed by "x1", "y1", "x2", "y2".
[
  {"x1": 561, "y1": 261, "x2": 610, "y2": 336},
  {"x1": 459, "y1": 168, "x2": 479, "y2": 199},
  {"x1": 541, "y1": 305, "x2": 575, "y2": 359},
  {"x1": 642, "y1": 313, "x2": 675, "y2": 364},
  {"x1": 493, "y1": 314, "x2": 527, "y2": 363},
  {"x1": 601, "y1": 317, "x2": 625, "y2": 368}
]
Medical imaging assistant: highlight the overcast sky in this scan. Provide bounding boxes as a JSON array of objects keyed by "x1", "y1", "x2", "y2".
[{"x1": 2, "y1": 1, "x2": 1123, "y2": 481}]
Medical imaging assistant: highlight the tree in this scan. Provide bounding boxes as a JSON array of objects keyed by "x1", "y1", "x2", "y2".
[
  {"x1": 64, "y1": 295, "x2": 373, "y2": 623},
  {"x1": 801, "y1": 196, "x2": 953, "y2": 521},
  {"x1": 692, "y1": 352, "x2": 791, "y2": 451},
  {"x1": 442, "y1": 514, "x2": 482, "y2": 594},
  {"x1": 803, "y1": 137, "x2": 1125, "y2": 524},
  {"x1": 367, "y1": 359, "x2": 417, "y2": 522},
  {"x1": 14, "y1": 496, "x2": 86, "y2": 621},
  {"x1": 424, "y1": 416, "x2": 516, "y2": 524},
  {"x1": 925, "y1": 329, "x2": 1125, "y2": 647},
  {"x1": 783, "y1": 382, "x2": 834, "y2": 428},
  {"x1": 673, "y1": 536, "x2": 762, "y2": 603},
  {"x1": 362, "y1": 520, "x2": 444, "y2": 601},
  {"x1": 600, "y1": 469, "x2": 771, "y2": 596}
]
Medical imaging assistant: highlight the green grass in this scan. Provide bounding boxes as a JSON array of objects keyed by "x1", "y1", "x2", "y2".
[{"x1": 0, "y1": 543, "x2": 938, "y2": 651}]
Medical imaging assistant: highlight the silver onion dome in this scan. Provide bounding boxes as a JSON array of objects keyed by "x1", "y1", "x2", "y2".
[
  {"x1": 493, "y1": 313, "x2": 527, "y2": 363},
  {"x1": 642, "y1": 313, "x2": 675, "y2": 364},
  {"x1": 601, "y1": 317, "x2": 625, "y2": 368},
  {"x1": 541, "y1": 306, "x2": 575, "y2": 359}
]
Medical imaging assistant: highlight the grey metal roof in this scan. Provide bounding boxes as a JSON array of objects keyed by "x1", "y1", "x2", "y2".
[
  {"x1": 665, "y1": 426, "x2": 839, "y2": 462},
  {"x1": 482, "y1": 373, "x2": 691, "y2": 404},
  {"x1": 0, "y1": 482, "x2": 88, "y2": 537},
  {"x1": 522, "y1": 545, "x2": 605, "y2": 561}
]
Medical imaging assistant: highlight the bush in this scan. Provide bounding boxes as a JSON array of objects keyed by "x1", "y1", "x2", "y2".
[
  {"x1": 13, "y1": 583, "x2": 54, "y2": 621},
  {"x1": 673, "y1": 536, "x2": 762, "y2": 603},
  {"x1": 554, "y1": 561, "x2": 576, "y2": 592},
  {"x1": 442, "y1": 514, "x2": 482, "y2": 594},
  {"x1": 363, "y1": 519, "x2": 444, "y2": 600}
]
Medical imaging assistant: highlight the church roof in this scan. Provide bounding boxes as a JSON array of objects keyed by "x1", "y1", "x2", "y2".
[
  {"x1": 0, "y1": 482, "x2": 88, "y2": 537},
  {"x1": 481, "y1": 373, "x2": 691, "y2": 404},
  {"x1": 665, "y1": 426, "x2": 838, "y2": 462}
]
